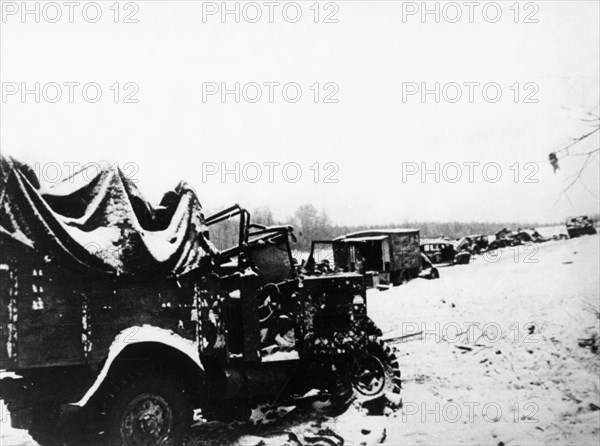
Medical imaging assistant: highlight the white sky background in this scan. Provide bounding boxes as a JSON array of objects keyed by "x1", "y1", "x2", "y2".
[{"x1": 1, "y1": 0, "x2": 599, "y2": 225}]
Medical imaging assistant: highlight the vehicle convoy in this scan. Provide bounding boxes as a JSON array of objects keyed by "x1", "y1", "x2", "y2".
[
  {"x1": 305, "y1": 229, "x2": 423, "y2": 287},
  {"x1": 566, "y1": 216, "x2": 597, "y2": 238},
  {"x1": 488, "y1": 227, "x2": 547, "y2": 250},
  {"x1": 0, "y1": 155, "x2": 401, "y2": 445}
]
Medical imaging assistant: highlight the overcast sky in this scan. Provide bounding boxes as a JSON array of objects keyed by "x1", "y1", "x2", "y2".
[{"x1": 1, "y1": 0, "x2": 599, "y2": 225}]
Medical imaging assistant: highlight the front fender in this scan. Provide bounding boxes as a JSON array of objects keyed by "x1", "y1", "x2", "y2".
[{"x1": 72, "y1": 325, "x2": 203, "y2": 407}]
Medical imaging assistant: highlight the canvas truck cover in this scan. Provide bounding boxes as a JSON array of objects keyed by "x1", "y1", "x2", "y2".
[{"x1": 0, "y1": 154, "x2": 214, "y2": 278}]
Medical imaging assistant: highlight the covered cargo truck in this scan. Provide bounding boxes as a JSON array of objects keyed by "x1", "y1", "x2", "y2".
[{"x1": 0, "y1": 154, "x2": 401, "y2": 445}]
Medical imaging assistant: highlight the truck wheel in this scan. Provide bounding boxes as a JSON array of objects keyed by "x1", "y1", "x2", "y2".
[
  {"x1": 433, "y1": 253, "x2": 442, "y2": 264},
  {"x1": 351, "y1": 339, "x2": 402, "y2": 407},
  {"x1": 103, "y1": 371, "x2": 192, "y2": 446}
]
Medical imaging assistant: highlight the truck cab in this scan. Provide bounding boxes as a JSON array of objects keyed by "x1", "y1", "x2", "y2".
[{"x1": 0, "y1": 154, "x2": 401, "y2": 446}]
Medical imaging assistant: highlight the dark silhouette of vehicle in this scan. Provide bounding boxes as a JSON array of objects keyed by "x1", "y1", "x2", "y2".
[
  {"x1": 566, "y1": 216, "x2": 597, "y2": 238},
  {"x1": 420, "y1": 241, "x2": 471, "y2": 265},
  {"x1": 472, "y1": 235, "x2": 489, "y2": 253},
  {"x1": 488, "y1": 227, "x2": 548, "y2": 251},
  {"x1": 488, "y1": 228, "x2": 514, "y2": 250},
  {"x1": 515, "y1": 228, "x2": 547, "y2": 243}
]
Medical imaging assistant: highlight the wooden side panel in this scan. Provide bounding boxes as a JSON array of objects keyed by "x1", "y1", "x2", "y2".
[
  {"x1": 1, "y1": 237, "x2": 199, "y2": 370},
  {"x1": 16, "y1": 261, "x2": 87, "y2": 368},
  {"x1": 0, "y1": 266, "x2": 12, "y2": 369},
  {"x1": 391, "y1": 233, "x2": 421, "y2": 273},
  {"x1": 87, "y1": 278, "x2": 196, "y2": 364},
  {"x1": 1, "y1": 241, "x2": 20, "y2": 369}
]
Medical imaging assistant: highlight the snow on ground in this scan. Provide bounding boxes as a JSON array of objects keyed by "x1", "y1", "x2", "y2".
[
  {"x1": 354, "y1": 235, "x2": 600, "y2": 445},
  {"x1": 236, "y1": 235, "x2": 599, "y2": 446},
  {"x1": 1, "y1": 236, "x2": 598, "y2": 445}
]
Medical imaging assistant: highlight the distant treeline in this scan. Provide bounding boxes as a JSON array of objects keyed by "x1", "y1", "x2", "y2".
[{"x1": 206, "y1": 204, "x2": 598, "y2": 252}]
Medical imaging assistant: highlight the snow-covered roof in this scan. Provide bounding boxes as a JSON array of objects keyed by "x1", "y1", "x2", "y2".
[
  {"x1": 343, "y1": 228, "x2": 419, "y2": 238},
  {"x1": 340, "y1": 235, "x2": 389, "y2": 243}
]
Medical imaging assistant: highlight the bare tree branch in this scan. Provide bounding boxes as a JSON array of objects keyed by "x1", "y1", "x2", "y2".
[
  {"x1": 569, "y1": 148, "x2": 600, "y2": 157},
  {"x1": 552, "y1": 107, "x2": 599, "y2": 205},
  {"x1": 555, "y1": 152, "x2": 597, "y2": 204},
  {"x1": 555, "y1": 127, "x2": 600, "y2": 156}
]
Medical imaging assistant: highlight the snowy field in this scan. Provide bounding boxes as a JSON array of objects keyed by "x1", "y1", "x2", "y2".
[
  {"x1": 363, "y1": 234, "x2": 600, "y2": 445},
  {"x1": 1, "y1": 235, "x2": 599, "y2": 446}
]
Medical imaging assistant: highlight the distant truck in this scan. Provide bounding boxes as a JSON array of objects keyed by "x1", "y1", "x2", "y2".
[
  {"x1": 566, "y1": 216, "x2": 597, "y2": 238},
  {"x1": 306, "y1": 229, "x2": 422, "y2": 287}
]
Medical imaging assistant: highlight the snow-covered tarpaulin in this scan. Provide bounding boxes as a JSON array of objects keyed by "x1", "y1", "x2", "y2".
[{"x1": 0, "y1": 154, "x2": 214, "y2": 277}]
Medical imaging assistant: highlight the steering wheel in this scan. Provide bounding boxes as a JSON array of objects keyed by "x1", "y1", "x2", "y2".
[{"x1": 256, "y1": 283, "x2": 281, "y2": 324}]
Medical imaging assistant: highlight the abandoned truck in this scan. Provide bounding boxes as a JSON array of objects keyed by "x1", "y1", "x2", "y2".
[
  {"x1": 305, "y1": 229, "x2": 423, "y2": 287},
  {"x1": 566, "y1": 216, "x2": 597, "y2": 238},
  {"x1": 0, "y1": 155, "x2": 401, "y2": 446}
]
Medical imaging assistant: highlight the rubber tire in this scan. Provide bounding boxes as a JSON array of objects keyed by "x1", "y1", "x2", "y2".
[
  {"x1": 433, "y1": 253, "x2": 442, "y2": 264},
  {"x1": 366, "y1": 338, "x2": 402, "y2": 405},
  {"x1": 102, "y1": 370, "x2": 192, "y2": 446}
]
